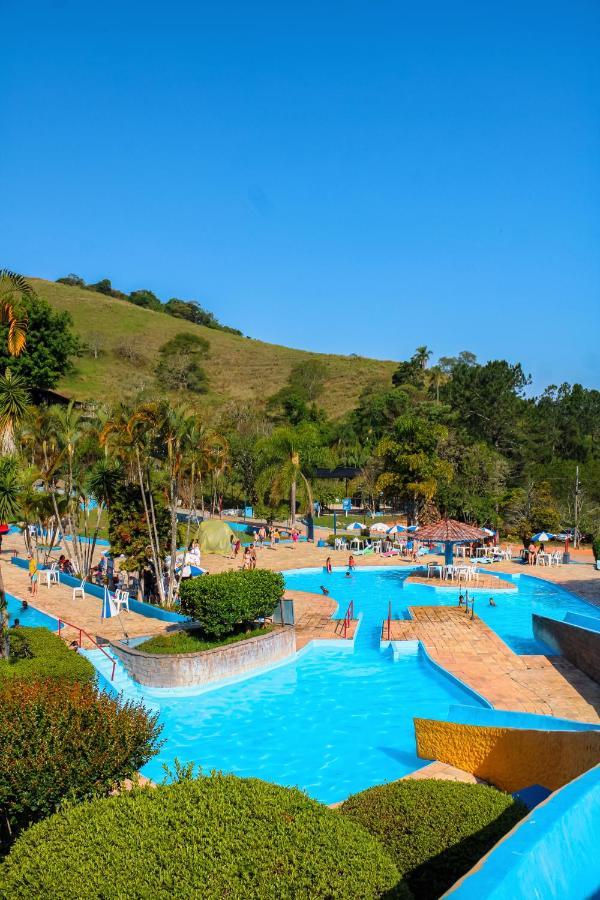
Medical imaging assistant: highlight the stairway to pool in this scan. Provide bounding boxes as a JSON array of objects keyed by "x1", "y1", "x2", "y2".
[{"x1": 81, "y1": 648, "x2": 160, "y2": 711}]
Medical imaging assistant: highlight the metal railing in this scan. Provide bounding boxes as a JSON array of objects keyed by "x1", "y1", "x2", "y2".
[
  {"x1": 387, "y1": 600, "x2": 392, "y2": 641},
  {"x1": 342, "y1": 600, "x2": 354, "y2": 639},
  {"x1": 57, "y1": 618, "x2": 116, "y2": 680}
]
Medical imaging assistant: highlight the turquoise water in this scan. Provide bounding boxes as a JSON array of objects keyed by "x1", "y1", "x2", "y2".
[
  {"x1": 24, "y1": 564, "x2": 600, "y2": 804},
  {"x1": 288, "y1": 566, "x2": 599, "y2": 655},
  {"x1": 5, "y1": 593, "x2": 58, "y2": 630},
  {"x1": 136, "y1": 583, "x2": 485, "y2": 801}
]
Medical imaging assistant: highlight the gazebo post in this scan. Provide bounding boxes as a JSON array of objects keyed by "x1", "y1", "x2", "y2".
[{"x1": 444, "y1": 541, "x2": 454, "y2": 566}]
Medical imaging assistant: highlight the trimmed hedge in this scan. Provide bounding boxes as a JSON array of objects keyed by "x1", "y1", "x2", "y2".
[
  {"x1": 0, "y1": 678, "x2": 162, "y2": 851},
  {"x1": 340, "y1": 779, "x2": 527, "y2": 899},
  {"x1": 0, "y1": 774, "x2": 404, "y2": 898},
  {"x1": 179, "y1": 569, "x2": 285, "y2": 638},
  {"x1": 0, "y1": 627, "x2": 95, "y2": 685}
]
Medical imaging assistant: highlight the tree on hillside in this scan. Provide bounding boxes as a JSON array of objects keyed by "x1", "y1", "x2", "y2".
[
  {"x1": 443, "y1": 360, "x2": 529, "y2": 453},
  {"x1": 129, "y1": 289, "x2": 162, "y2": 312},
  {"x1": 155, "y1": 333, "x2": 209, "y2": 394},
  {"x1": 0, "y1": 294, "x2": 80, "y2": 390},
  {"x1": 375, "y1": 413, "x2": 453, "y2": 524},
  {"x1": 0, "y1": 269, "x2": 31, "y2": 357}
]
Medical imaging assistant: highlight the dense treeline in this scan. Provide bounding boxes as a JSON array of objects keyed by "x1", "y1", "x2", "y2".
[{"x1": 56, "y1": 273, "x2": 243, "y2": 335}]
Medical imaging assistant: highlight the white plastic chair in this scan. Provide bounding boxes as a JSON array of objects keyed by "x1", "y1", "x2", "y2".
[
  {"x1": 44, "y1": 563, "x2": 60, "y2": 588},
  {"x1": 72, "y1": 579, "x2": 85, "y2": 601},
  {"x1": 114, "y1": 590, "x2": 130, "y2": 613}
]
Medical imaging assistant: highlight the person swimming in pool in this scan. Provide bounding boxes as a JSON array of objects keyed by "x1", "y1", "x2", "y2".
[
  {"x1": 489, "y1": 597, "x2": 496, "y2": 607},
  {"x1": 320, "y1": 585, "x2": 330, "y2": 596}
]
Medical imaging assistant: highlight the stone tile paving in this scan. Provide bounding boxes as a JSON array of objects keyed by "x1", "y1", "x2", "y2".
[{"x1": 385, "y1": 606, "x2": 600, "y2": 723}]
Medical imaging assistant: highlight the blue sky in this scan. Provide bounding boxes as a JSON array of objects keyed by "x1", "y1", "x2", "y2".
[{"x1": 2, "y1": 1, "x2": 599, "y2": 391}]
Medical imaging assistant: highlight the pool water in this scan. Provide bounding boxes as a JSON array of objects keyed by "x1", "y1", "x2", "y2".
[
  {"x1": 287, "y1": 566, "x2": 599, "y2": 656},
  {"x1": 5, "y1": 593, "x2": 57, "y2": 630},
  {"x1": 137, "y1": 583, "x2": 485, "y2": 802}
]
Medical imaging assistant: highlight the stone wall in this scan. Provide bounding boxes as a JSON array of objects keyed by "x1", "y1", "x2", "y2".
[
  {"x1": 111, "y1": 626, "x2": 296, "y2": 688},
  {"x1": 532, "y1": 614, "x2": 600, "y2": 684}
]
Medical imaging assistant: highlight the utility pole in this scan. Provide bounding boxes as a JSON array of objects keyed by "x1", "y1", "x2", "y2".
[{"x1": 574, "y1": 466, "x2": 581, "y2": 548}]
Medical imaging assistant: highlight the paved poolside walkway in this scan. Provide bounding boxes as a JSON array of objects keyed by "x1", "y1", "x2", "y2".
[
  {"x1": 385, "y1": 606, "x2": 600, "y2": 723},
  {"x1": 0, "y1": 557, "x2": 179, "y2": 648}
]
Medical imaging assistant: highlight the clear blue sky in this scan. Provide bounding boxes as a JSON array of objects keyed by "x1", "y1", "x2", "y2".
[{"x1": 3, "y1": 0, "x2": 599, "y2": 391}]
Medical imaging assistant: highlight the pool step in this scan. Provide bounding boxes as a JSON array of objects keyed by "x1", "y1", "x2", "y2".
[{"x1": 81, "y1": 648, "x2": 159, "y2": 711}]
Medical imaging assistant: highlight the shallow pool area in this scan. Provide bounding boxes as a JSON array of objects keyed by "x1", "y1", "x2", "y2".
[{"x1": 5, "y1": 593, "x2": 58, "y2": 630}]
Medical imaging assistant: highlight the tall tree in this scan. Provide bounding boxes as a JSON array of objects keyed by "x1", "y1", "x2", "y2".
[
  {"x1": 0, "y1": 456, "x2": 20, "y2": 658},
  {"x1": 0, "y1": 370, "x2": 29, "y2": 455}
]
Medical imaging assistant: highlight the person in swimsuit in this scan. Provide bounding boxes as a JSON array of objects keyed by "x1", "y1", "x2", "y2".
[{"x1": 28, "y1": 554, "x2": 39, "y2": 597}]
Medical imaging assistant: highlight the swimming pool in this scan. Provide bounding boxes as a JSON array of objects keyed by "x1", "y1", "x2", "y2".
[
  {"x1": 5, "y1": 593, "x2": 58, "y2": 630},
  {"x1": 285, "y1": 566, "x2": 600, "y2": 656},
  {"x1": 63, "y1": 566, "x2": 600, "y2": 803}
]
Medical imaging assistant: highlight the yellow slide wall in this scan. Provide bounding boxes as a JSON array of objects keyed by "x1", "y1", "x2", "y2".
[{"x1": 414, "y1": 718, "x2": 600, "y2": 792}]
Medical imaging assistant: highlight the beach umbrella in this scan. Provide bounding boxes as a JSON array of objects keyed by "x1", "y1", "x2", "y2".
[
  {"x1": 388, "y1": 524, "x2": 406, "y2": 535},
  {"x1": 369, "y1": 522, "x2": 390, "y2": 533},
  {"x1": 407, "y1": 525, "x2": 419, "y2": 532},
  {"x1": 347, "y1": 522, "x2": 364, "y2": 530},
  {"x1": 101, "y1": 587, "x2": 118, "y2": 620},
  {"x1": 189, "y1": 565, "x2": 206, "y2": 576},
  {"x1": 482, "y1": 527, "x2": 495, "y2": 536},
  {"x1": 531, "y1": 532, "x2": 554, "y2": 542}
]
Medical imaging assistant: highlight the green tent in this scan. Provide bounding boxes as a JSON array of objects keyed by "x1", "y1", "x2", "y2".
[{"x1": 196, "y1": 519, "x2": 236, "y2": 556}]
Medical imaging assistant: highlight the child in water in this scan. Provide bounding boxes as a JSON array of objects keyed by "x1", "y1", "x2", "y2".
[{"x1": 489, "y1": 597, "x2": 496, "y2": 607}]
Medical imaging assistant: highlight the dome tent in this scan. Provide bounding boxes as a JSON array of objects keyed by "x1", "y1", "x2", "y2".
[{"x1": 196, "y1": 519, "x2": 235, "y2": 556}]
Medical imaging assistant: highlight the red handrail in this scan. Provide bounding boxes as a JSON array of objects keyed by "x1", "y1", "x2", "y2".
[
  {"x1": 57, "y1": 618, "x2": 116, "y2": 680},
  {"x1": 387, "y1": 600, "x2": 392, "y2": 641},
  {"x1": 342, "y1": 600, "x2": 354, "y2": 639}
]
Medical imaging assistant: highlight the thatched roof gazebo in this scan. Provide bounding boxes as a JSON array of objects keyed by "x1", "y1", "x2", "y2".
[{"x1": 414, "y1": 518, "x2": 487, "y2": 565}]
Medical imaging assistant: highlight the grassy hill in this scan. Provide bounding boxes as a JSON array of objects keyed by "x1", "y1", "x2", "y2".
[{"x1": 31, "y1": 278, "x2": 396, "y2": 418}]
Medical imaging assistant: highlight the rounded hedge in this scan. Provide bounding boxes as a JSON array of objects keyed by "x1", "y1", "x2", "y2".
[
  {"x1": 179, "y1": 569, "x2": 285, "y2": 638},
  {"x1": 0, "y1": 775, "x2": 402, "y2": 899},
  {"x1": 340, "y1": 778, "x2": 527, "y2": 899}
]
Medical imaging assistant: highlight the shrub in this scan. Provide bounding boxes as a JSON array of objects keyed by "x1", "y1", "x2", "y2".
[
  {"x1": 0, "y1": 627, "x2": 94, "y2": 685},
  {"x1": 0, "y1": 678, "x2": 161, "y2": 850},
  {"x1": 340, "y1": 779, "x2": 527, "y2": 899},
  {"x1": 179, "y1": 569, "x2": 285, "y2": 638},
  {"x1": 0, "y1": 774, "x2": 403, "y2": 898},
  {"x1": 592, "y1": 536, "x2": 600, "y2": 561}
]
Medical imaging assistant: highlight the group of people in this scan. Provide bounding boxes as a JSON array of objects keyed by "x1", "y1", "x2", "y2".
[{"x1": 526, "y1": 542, "x2": 544, "y2": 565}]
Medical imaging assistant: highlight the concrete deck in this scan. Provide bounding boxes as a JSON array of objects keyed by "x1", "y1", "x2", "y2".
[{"x1": 384, "y1": 606, "x2": 600, "y2": 723}]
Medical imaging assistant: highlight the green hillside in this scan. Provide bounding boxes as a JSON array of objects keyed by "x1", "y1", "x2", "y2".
[{"x1": 31, "y1": 278, "x2": 396, "y2": 417}]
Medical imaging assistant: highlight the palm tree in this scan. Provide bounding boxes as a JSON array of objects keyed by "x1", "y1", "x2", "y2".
[
  {"x1": 0, "y1": 268, "x2": 31, "y2": 356},
  {"x1": 0, "y1": 369, "x2": 29, "y2": 455},
  {"x1": 257, "y1": 425, "x2": 320, "y2": 524},
  {"x1": 412, "y1": 345, "x2": 432, "y2": 370},
  {"x1": 0, "y1": 456, "x2": 21, "y2": 658}
]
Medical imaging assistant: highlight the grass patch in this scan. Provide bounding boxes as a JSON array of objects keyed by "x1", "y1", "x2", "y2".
[
  {"x1": 29, "y1": 277, "x2": 396, "y2": 418},
  {"x1": 137, "y1": 626, "x2": 274, "y2": 655}
]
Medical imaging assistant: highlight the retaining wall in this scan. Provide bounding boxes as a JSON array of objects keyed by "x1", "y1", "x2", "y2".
[
  {"x1": 532, "y1": 613, "x2": 600, "y2": 684},
  {"x1": 447, "y1": 764, "x2": 600, "y2": 899},
  {"x1": 414, "y1": 718, "x2": 600, "y2": 792},
  {"x1": 111, "y1": 626, "x2": 296, "y2": 688}
]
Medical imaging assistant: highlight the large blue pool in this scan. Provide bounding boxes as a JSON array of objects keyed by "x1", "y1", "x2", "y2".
[{"x1": 31, "y1": 565, "x2": 600, "y2": 803}]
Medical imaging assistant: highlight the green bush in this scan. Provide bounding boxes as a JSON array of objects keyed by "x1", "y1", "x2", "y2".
[
  {"x1": 137, "y1": 625, "x2": 273, "y2": 655},
  {"x1": 0, "y1": 678, "x2": 161, "y2": 852},
  {"x1": 179, "y1": 569, "x2": 285, "y2": 638},
  {"x1": 592, "y1": 536, "x2": 600, "y2": 561},
  {"x1": 340, "y1": 779, "x2": 527, "y2": 899},
  {"x1": 0, "y1": 627, "x2": 94, "y2": 685},
  {"x1": 0, "y1": 774, "x2": 403, "y2": 899}
]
